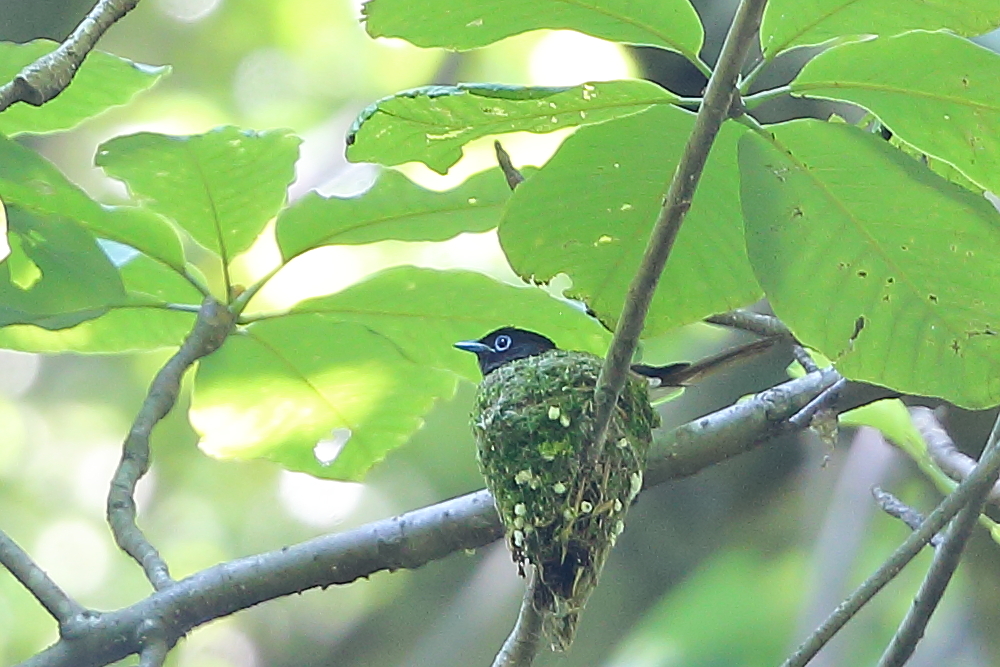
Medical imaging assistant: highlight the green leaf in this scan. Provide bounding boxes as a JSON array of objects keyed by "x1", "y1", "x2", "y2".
[
  {"x1": 0, "y1": 133, "x2": 185, "y2": 271},
  {"x1": 0, "y1": 207, "x2": 126, "y2": 330},
  {"x1": 740, "y1": 120, "x2": 1000, "y2": 408},
  {"x1": 191, "y1": 319, "x2": 458, "y2": 480},
  {"x1": 500, "y1": 106, "x2": 762, "y2": 337},
  {"x1": 277, "y1": 167, "x2": 518, "y2": 260},
  {"x1": 346, "y1": 80, "x2": 677, "y2": 174},
  {"x1": 363, "y1": 0, "x2": 704, "y2": 59},
  {"x1": 0, "y1": 40, "x2": 169, "y2": 136},
  {"x1": 96, "y1": 127, "x2": 300, "y2": 261},
  {"x1": 792, "y1": 31, "x2": 1000, "y2": 195},
  {"x1": 761, "y1": 0, "x2": 1000, "y2": 56},
  {"x1": 287, "y1": 265, "x2": 610, "y2": 381},
  {"x1": 0, "y1": 254, "x2": 199, "y2": 352}
]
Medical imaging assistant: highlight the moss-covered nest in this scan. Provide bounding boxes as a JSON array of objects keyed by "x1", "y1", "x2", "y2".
[{"x1": 471, "y1": 349, "x2": 659, "y2": 651}]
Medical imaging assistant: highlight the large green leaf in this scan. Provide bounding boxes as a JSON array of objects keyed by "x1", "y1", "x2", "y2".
[
  {"x1": 276, "y1": 167, "x2": 517, "y2": 261},
  {"x1": 740, "y1": 120, "x2": 1000, "y2": 408},
  {"x1": 0, "y1": 133, "x2": 184, "y2": 271},
  {"x1": 0, "y1": 207, "x2": 126, "y2": 330},
  {"x1": 346, "y1": 80, "x2": 677, "y2": 174},
  {"x1": 96, "y1": 127, "x2": 300, "y2": 262},
  {"x1": 363, "y1": 0, "x2": 704, "y2": 59},
  {"x1": 191, "y1": 319, "x2": 457, "y2": 480},
  {"x1": 761, "y1": 0, "x2": 1000, "y2": 57},
  {"x1": 499, "y1": 105, "x2": 761, "y2": 337},
  {"x1": 791, "y1": 31, "x2": 1000, "y2": 195},
  {"x1": 0, "y1": 254, "x2": 199, "y2": 352},
  {"x1": 288, "y1": 265, "x2": 610, "y2": 381},
  {"x1": 0, "y1": 40, "x2": 169, "y2": 136}
]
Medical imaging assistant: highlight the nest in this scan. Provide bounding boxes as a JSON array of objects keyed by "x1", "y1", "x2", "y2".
[{"x1": 471, "y1": 349, "x2": 658, "y2": 650}]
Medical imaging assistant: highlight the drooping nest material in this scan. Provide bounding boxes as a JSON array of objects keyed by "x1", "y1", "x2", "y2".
[{"x1": 471, "y1": 349, "x2": 659, "y2": 651}]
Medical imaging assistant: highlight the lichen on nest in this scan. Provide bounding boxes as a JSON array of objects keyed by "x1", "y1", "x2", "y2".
[{"x1": 471, "y1": 349, "x2": 659, "y2": 651}]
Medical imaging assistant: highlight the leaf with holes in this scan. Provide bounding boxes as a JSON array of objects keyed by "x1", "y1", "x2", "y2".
[
  {"x1": 0, "y1": 207, "x2": 126, "y2": 330},
  {"x1": 740, "y1": 119, "x2": 1000, "y2": 408},
  {"x1": 499, "y1": 105, "x2": 761, "y2": 337},
  {"x1": 0, "y1": 254, "x2": 200, "y2": 352},
  {"x1": 346, "y1": 80, "x2": 677, "y2": 174},
  {"x1": 363, "y1": 0, "x2": 703, "y2": 58},
  {"x1": 792, "y1": 31, "x2": 1000, "y2": 195},
  {"x1": 761, "y1": 0, "x2": 1000, "y2": 56},
  {"x1": 276, "y1": 167, "x2": 520, "y2": 260},
  {"x1": 190, "y1": 318, "x2": 458, "y2": 480},
  {"x1": 96, "y1": 126, "x2": 300, "y2": 262},
  {"x1": 289, "y1": 265, "x2": 610, "y2": 381}
]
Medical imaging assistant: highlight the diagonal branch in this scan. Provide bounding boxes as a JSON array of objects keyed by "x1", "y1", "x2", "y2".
[
  {"x1": 0, "y1": 0, "x2": 143, "y2": 112},
  {"x1": 106, "y1": 297, "x2": 235, "y2": 590},
  {"x1": 0, "y1": 529, "x2": 85, "y2": 625},
  {"x1": 589, "y1": 0, "x2": 769, "y2": 464},
  {"x1": 23, "y1": 367, "x2": 882, "y2": 667},
  {"x1": 781, "y1": 409, "x2": 1000, "y2": 667},
  {"x1": 875, "y1": 410, "x2": 1000, "y2": 667}
]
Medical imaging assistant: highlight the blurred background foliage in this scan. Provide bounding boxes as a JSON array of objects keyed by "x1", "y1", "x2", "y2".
[{"x1": 1, "y1": 0, "x2": 1000, "y2": 665}]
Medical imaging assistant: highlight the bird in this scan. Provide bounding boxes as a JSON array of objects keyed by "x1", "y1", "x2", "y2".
[
  {"x1": 454, "y1": 326, "x2": 776, "y2": 651},
  {"x1": 456, "y1": 326, "x2": 777, "y2": 394}
]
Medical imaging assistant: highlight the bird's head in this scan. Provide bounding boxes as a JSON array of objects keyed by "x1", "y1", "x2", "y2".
[{"x1": 455, "y1": 327, "x2": 557, "y2": 376}]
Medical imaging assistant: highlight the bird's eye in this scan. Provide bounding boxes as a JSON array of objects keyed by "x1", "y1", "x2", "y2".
[{"x1": 494, "y1": 334, "x2": 512, "y2": 352}]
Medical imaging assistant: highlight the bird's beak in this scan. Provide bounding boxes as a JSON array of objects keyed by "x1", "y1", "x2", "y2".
[{"x1": 454, "y1": 340, "x2": 493, "y2": 354}]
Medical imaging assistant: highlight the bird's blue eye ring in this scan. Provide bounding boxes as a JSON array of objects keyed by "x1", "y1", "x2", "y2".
[{"x1": 494, "y1": 334, "x2": 512, "y2": 352}]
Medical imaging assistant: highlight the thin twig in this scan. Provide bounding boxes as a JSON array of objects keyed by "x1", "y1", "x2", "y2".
[
  {"x1": 781, "y1": 414, "x2": 1000, "y2": 667},
  {"x1": 106, "y1": 297, "x2": 235, "y2": 590},
  {"x1": 789, "y1": 378, "x2": 847, "y2": 430},
  {"x1": 705, "y1": 309, "x2": 818, "y2": 372},
  {"x1": 872, "y1": 487, "x2": 942, "y2": 548},
  {"x1": 876, "y1": 411, "x2": 1000, "y2": 667},
  {"x1": 491, "y1": 569, "x2": 544, "y2": 667},
  {"x1": 0, "y1": 0, "x2": 142, "y2": 112},
  {"x1": 0, "y1": 530, "x2": 85, "y2": 624},
  {"x1": 910, "y1": 406, "x2": 1000, "y2": 505},
  {"x1": 589, "y1": 0, "x2": 769, "y2": 464},
  {"x1": 494, "y1": 141, "x2": 525, "y2": 190}
]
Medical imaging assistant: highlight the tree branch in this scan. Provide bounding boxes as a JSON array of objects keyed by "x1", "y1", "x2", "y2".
[
  {"x1": 106, "y1": 297, "x2": 235, "y2": 590},
  {"x1": 875, "y1": 411, "x2": 1000, "y2": 667},
  {"x1": 0, "y1": 0, "x2": 142, "y2": 112},
  {"x1": 871, "y1": 487, "x2": 942, "y2": 548},
  {"x1": 589, "y1": 0, "x2": 769, "y2": 464},
  {"x1": 0, "y1": 530, "x2": 85, "y2": 625},
  {"x1": 910, "y1": 406, "x2": 1000, "y2": 505},
  {"x1": 491, "y1": 569, "x2": 544, "y2": 667},
  {"x1": 22, "y1": 366, "x2": 882, "y2": 667},
  {"x1": 781, "y1": 408, "x2": 1000, "y2": 667}
]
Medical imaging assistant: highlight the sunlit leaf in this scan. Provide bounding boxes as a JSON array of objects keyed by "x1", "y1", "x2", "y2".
[
  {"x1": 0, "y1": 133, "x2": 185, "y2": 271},
  {"x1": 191, "y1": 319, "x2": 457, "y2": 480},
  {"x1": 288, "y1": 265, "x2": 609, "y2": 380},
  {"x1": 792, "y1": 31, "x2": 1000, "y2": 194},
  {"x1": 761, "y1": 0, "x2": 1000, "y2": 56},
  {"x1": 0, "y1": 40, "x2": 169, "y2": 136},
  {"x1": 363, "y1": 0, "x2": 704, "y2": 59},
  {"x1": 0, "y1": 254, "x2": 199, "y2": 352},
  {"x1": 346, "y1": 80, "x2": 677, "y2": 174},
  {"x1": 500, "y1": 106, "x2": 761, "y2": 337},
  {"x1": 0, "y1": 207, "x2": 126, "y2": 330},
  {"x1": 740, "y1": 120, "x2": 1000, "y2": 408},
  {"x1": 97, "y1": 126, "x2": 300, "y2": 262},
  {"x1": 276, "y1": 167, "x2": 517, "y2": 260}
]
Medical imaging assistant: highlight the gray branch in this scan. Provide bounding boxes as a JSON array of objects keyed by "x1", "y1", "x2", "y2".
[
  {"x1": 491, "y1": 569, "x2": 544, "y2": 667},
  {"x1": 0, "y1": 530, "x2": 85, "y2": 625},
  {"x1": 589, "y1": 0, "x2": 769, "y2": 466},
  {"x1": 0, "y1": 0, "x2": 142, "y2": 112},
  {"x1": 872, "y1": 487, "x2": 942, "y2": 548},
  {"x1": 106, "y1": 298, "x2": 235, "y2": 590},
  {"x1": 911, "y1": 406, "x2": 1000, "y2": 505},
  {"x1": 876, "y1": 410, "x2": 1000, "y2": 667},
  {"x1": 20, "y1": 364, "x2": 882, "y2": 667}
]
